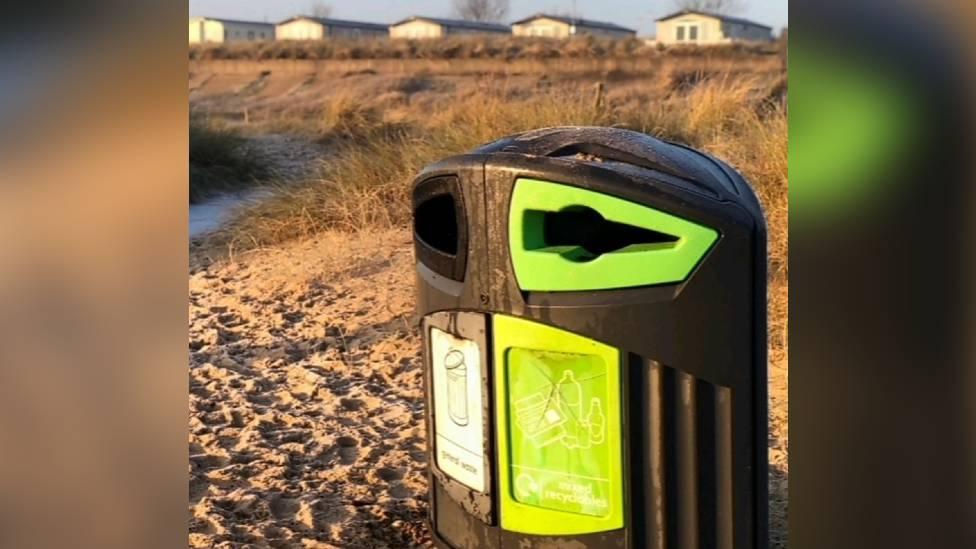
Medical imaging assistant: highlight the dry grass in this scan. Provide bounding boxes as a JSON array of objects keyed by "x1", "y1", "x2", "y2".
[
  {"x1": 189, "y1": 123, "x2": 269, "y2": 203},
  {"x1": 189, "y1": 36, "x2": 782, "y2": 62},
  {"x1": 199, "y1": 66, "x2": 786, "y2": 273}
]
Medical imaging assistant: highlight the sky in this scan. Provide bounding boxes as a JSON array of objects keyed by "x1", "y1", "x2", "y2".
[{"x1": 188, "y1": 0, "x2": 788, "y2": 37}]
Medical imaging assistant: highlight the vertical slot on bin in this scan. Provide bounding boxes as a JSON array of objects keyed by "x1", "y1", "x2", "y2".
[
  {"x1": 632, "y1": 356, "x2": 667, "y2": 549},
  {"x1": 696, "y1": 380, "x2": 718, "y2": 549},
  {"x1": 714, "y1": 386, "x2": 734, "y2": 549},
  {"x1": 658, "y1": 365, "x2": 735, "y2": 549},
  {"x1": 675, "y1": 371, "x2": 699, "y2": 549}
]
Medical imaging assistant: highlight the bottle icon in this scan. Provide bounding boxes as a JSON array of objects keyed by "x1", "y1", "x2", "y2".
[
  {"x1": 444, "y1": 349, "x2": 469, "y2": 426},
  {"x1": 587, "y1": 397, "x2": 605, "y2": 445},
  {"x1": 556, "y1": 370, "x2": 583, "y2": 448},
  {"x1": 556, "y1": 370, "x2": 583, "y2": 418}
]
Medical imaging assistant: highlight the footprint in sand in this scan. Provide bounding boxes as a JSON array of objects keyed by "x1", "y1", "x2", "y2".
[
  {"x1": 189, "y1": 475, "x2": 210, "y2": 503},
  {"x1": 216, "y1": 312, "x2": 245, "y2": 327},
  {"x1": 260, "y1": 524, "x2": 286, "y2": 541},
  {"x1": 281, "y1": 311, "x2": 304, "y2": 324},
  {"x1": 372, "y1": 467, "x2": 409, "y2": 499},
  {"x1": 336, "y1": 436, "x2": 359, "y2": 465},
  {"x1": 375, "y1": 467, "x2": 403, "y2": 482},
  {"x1": 268, "y1": 494, "x2": 300, "y2": 521},
  {"x1": 388, "y1": 483, "x2": 410, "y2": 499},
  {"x1": 339, "y1": 397, "x2": 364, "y2": 411},
  {"x1": 190, "y1": 453, "x2": 230, "y2": 471}
]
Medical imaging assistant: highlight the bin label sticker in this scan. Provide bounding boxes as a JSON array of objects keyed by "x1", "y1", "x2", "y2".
[
  {"x1": 431, "y1": 327, "x2": 485, "y2": 492},
  {"x1": 506, "y1": 348, "x2": 612, "y2": 516}
]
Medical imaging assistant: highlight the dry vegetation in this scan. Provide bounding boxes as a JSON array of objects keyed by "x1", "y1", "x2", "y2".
[
  {"x1": 189, "y1": 35, "x2": 781, "y2": 61},
  {"x1": 189, "y1": 45, "x2": 787, "y2": 548},
  {"x1": 189, "y1": 124, "x2": 272, "y2": 203},
  {"x1": 192, "y1": 57, "x2": 785, "y2": 259}
]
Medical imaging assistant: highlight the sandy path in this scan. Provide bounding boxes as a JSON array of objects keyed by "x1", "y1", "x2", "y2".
[
  {"x1": 190, "y1": 229, "x2": 430, "y2": 548},
  {"x1": 189, "y1": 228, "x2": 788, "y2": 548}
]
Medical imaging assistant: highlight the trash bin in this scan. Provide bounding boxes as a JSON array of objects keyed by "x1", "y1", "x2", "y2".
[{"x1": 413, "y1": 127, "x2": 767, "y2": 549}]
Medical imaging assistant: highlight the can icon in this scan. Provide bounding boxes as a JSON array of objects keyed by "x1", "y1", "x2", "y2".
[{"x1": 444, "y1": 349, "x2": 469, "y2": 426}]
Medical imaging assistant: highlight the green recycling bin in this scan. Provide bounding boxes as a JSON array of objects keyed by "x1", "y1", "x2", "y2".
[{"x1": 413, "y1": 127, "x2": 767, "y2": 548}]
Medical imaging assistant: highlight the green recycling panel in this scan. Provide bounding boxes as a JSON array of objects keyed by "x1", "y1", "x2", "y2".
[
  {"x1": 509, "y1": 178, "x2": 719, "y2": 291},
  {"x1": 494, "y1": 314, "x2": 624, "y2": 536}
]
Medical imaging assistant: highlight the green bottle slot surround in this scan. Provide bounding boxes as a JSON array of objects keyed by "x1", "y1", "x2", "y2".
[
  {"x1": 493, "y1": 315, "x2": 624, "y2": 536},
  {"x1": 509, "y1": 178, "x2": 719, "y2": 291}
]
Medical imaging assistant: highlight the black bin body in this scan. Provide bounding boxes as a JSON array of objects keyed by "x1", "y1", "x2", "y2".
[{"x1": 412, "y1": 127, "x2": 767, "y2": 549}]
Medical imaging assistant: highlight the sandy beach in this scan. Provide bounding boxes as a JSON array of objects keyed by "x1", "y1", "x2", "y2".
[{"x1": 189, "y1": 229, "x2": 431, "y2": 548}]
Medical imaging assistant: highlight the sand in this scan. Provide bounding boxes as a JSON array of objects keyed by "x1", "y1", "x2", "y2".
[
  {"x1": 189, "y1": 228, "x2": 788, "y2": 548},
  {"x1": 190, "y1": 229, "x2": 430, "y2": 548}
]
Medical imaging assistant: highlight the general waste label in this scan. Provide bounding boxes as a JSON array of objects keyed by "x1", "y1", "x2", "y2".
[
  {"x1": 430, "y1": 327, "x2": 485, "y2": 492},
  {"x1": 506, "y1": 348, "x2": 613, "y2": 517}
]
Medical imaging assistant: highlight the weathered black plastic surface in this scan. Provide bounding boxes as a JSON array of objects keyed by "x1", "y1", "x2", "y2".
[
  {"x1": 413, "y1": 127, "x2": 768, "y2": 549},
  {"x1": 421, "y1": 312, "x2": 495, "y2": 525}
]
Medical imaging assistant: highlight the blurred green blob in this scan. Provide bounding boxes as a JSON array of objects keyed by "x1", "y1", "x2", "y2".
[{"x1": 790, "y1": 44, "x2": 919, "y2": 223}]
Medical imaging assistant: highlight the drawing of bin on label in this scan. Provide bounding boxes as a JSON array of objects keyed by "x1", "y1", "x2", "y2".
[{"x1": 413, "y1": 127, "x2": 768, "y2": 549}]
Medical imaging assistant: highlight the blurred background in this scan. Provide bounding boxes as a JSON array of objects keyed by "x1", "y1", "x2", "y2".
[
  {"x1": 790, "y1": 2, "x2": 976, "y2": 548},
  {"x1": 0, "y1": 2, "x2": 186, "y2": 549}
]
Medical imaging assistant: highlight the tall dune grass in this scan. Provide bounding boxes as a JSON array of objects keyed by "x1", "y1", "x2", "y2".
[
  {"x1": 189, "y1": 123, "x2": 269, "y2": 203},
  {"x1": 201, "y1": 72, "x2": 786, "y2": 272}
]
